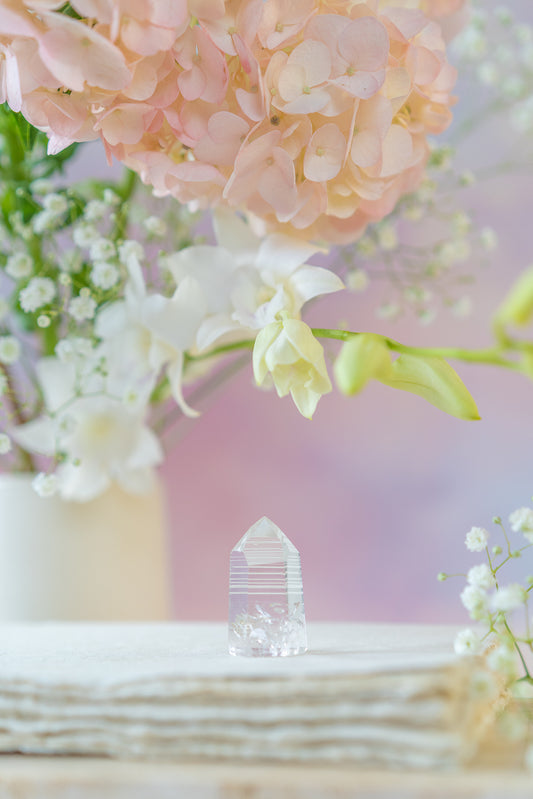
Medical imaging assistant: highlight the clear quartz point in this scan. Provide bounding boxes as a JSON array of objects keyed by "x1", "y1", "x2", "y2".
[{"x1": 228, "y1": 516, "x2": 307, "y2": 657}]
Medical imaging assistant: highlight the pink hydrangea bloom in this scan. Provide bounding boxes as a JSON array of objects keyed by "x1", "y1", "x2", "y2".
[{"x1": 1, "y1": 0, "x2": 459, "y2": 244}]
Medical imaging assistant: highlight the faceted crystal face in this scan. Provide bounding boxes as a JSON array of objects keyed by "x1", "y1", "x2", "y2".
[{"x1": 228, "y1": 517, "x2": 307, "y2": 657}]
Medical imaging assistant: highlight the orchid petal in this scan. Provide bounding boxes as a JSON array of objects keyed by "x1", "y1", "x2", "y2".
[
  {"x1": 288, "y1": 266, "x2": 345, "y2": 307},
  {"x1": 11, "y1": 417, "x2": 55, "y2": 456},
  {"x1": 167, "y1": 352, "x2": 200, "y2": 418}
]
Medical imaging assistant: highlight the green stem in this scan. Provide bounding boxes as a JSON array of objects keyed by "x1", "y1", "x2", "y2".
[
  {"x1": 504, "y1": 619, "x2": 531, "y2": 681},
  {"x1": 4, "y1": 369, "x2": 36, "y2": 473},
  {"x1": 186, "y1": 339, "x2": 255, "y2": 363},
  {"x1": 312, "y1": 329, "x2": 521, "y2": 370},
  {"x1": 113, "y1": 168, "x2": 138, "y2": 241}
]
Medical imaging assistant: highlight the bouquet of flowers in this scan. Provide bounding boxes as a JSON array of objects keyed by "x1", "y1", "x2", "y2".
[{"x1": 1, "y1": 0, "x2": 528, "y2": 503}]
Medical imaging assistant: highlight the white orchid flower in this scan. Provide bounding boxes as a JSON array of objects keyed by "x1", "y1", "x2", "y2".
[
  {"x1": 96, "y1": 250, "x2": 207, "y2": 417},
  {"x1": 12, "y1": 357, "x2": 163, "y2": 501},
  {"x1": 191, "y1": 209, "x2": 344, "y2": 351}
]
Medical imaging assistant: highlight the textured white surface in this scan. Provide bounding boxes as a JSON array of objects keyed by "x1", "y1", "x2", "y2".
[
  {"x1": 0, "y1": 623, "x2": 491, "y2": 769},
  {"x1": 0, "y1": 622, "x2": 460, "y2": 681}
]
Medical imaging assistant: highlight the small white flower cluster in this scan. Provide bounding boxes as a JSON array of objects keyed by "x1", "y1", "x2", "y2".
[
  {"x1": 444, "y1": 506, "x2": 533, "y2": 702},
  {"x1": 32, "y1": 193, "x2": 69, "y2": 235},
  {"x1": 458, "y1": 517, "x2": 532, "y2": 623},
  {"x1": 0, "y1": 336, "x2": 21, "y2": 366},
  {"x1": 509, "y1": 507, "x2": 533, "y2": 542}
]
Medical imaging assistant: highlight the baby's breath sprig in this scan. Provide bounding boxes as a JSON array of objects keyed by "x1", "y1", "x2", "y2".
[
  {"x1": 441, "y1": 503, "x2": 533, "y2": 766},
  {"x1": 441, "y1": 511, "x2": 533, "y2": 674}
]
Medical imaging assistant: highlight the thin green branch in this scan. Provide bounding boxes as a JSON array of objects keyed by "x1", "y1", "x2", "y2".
[
  {"x1": 504, "y1": 619, "x2": 532, "y2": 681},
  {"x1": 186, "y1": 339, "x2": 255, "y2": 363},
  {"x1": 3, "y1": 368, "x2": 36, "y2": 473},
  {"x1": 312, "y1": 328, "x2": 522, "y2": 370}
]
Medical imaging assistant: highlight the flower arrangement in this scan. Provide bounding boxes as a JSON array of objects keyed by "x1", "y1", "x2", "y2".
[{"x1": 1, "y1": 0, "x2": 532, "y2": 506}]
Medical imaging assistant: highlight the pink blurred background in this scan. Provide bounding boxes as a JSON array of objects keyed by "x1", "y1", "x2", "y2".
[{"x1": 75, "y1": 1, "x2": 533, "y2": 625}]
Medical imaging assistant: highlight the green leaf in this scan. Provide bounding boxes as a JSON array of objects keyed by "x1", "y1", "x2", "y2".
[
  {"x1": 495, "y1": 266, "x2": 533, "y2": 328},
  {"x1": 378, "y1": 353, "x2": 481, "y2": 421},
  {"x1": 334, "y1": 334, "x2": 391, "y2": 395}
]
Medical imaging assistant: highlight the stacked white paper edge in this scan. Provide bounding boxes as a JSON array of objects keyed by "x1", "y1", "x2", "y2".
[{"x1": 0, "y1": 623, "x2": 496, "y2": 770}]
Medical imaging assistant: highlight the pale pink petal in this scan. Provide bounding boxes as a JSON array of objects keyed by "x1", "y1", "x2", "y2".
[
  {"x1": 350, "y1": 129, "x2": 382, "y2": 169},
  {"x1": 278, "y1": 63, "x2": 306, "y2": 103},
  {"x1": 258, "y1": 0, "x2": 315, "y2": 49},
  {"x1": 380, "y1": 124, "x2": 414, "y2": 176},
  {"x1": 198, "y1": 33, "x2": 229, "y2": 105},
  {"x1": 331, "y1": 70, "x2": 384, "y2": 100},
  {"x1": 0, "y1": 4, "x2": 39, "y2": 38},
  {"x1": 258, "y1": 154, "x2": 297, "y2": 220},
  {"x1": 96, "y1": 104, "x2": 156, "y2": 146},
  {"x1": 178, "y1": 65, "x2": 207, "y2": 102},
  {"x1": 24, "y1": 90, "x2": 97, "y2": 141},
  {"x1": 407, "y1": 45, "x2": 443, "y2": 86},
  {"x1": 39, "y1": 12, "x2": 130, "y2": 91},
  {"x1": 235, "y1": 0, "x2": 265, "y2": 44},
  {"x1": 280, "y1": 117, "x2": 313, "y2": 159},
  {"x1": 304, "y1": 124, "x2": 346, "y2": 182},
  {"x1": 123, "y1": 60, "x2": 159, "y2": 101},
  {"x1": 145, "y1": 70, "x2": 180, "y2": 108},
  {"x1": 224, "y1": 130, "x2": 282, "y2": 203},
  {"x1": 356, "y1": 94, "x2": 393, "y2": 139},
  {"x1": 287, "y1": 39, "x2": 331, "y2": 88},
  {"x1": 233, "y1": 35, "x2": 264, "y2": 120},
  {"x1": 169, "y1": 161, "x2": 226, "y2": 186},
  {"x1": 189, "y1": 0, "x2": 225, "y2": 20},
  {"x1": 290, "y1": 181, "x2": 327, "y2": 229},
  {"x1": 383, "y1": 66, "x2": 412, "y2": 111},
  {"x1": 178, "y1": 101, "x2": 213, "y2": 146},
  {"x1": 338, "y1": 17, "x2": 389, "y2": 72},
  {"x1": 148, "y1": 0, "x2": 188, "y2": 29},
  {"x1": 120, "y1": 18, "x2": 176, "y2": 57},
  {"x1": 193, "y1": 111, "x2": 249, "y2": 166},
  {"x1": 24, "y1": 0, "x2": 65, "y2": 9},
  {"x1": 282, "y1": 90, "x2": 331, "y2": 115},
  {"x1": 304, "y1": 14, "x2": 347, "y2": 69},
  {"x1": 381, "y1": 8, "x2": 427, "y2": 41}
]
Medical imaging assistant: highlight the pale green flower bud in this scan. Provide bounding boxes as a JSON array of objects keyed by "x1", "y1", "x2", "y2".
[
  {"x1": 495, "y1": 266, "x2": 533, "y2": 328},
  {"x1": 334, "y1": 334, "x2": 391, "y2": 397}
]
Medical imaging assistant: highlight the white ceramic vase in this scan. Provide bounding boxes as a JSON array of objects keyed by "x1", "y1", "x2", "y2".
[{"x1": 0, "y1": 473, "x2": 172, "y2": 621}]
